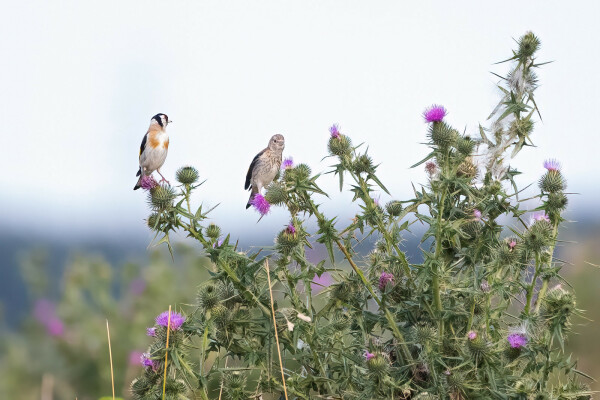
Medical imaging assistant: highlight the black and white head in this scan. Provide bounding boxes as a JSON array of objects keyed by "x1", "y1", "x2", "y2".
[
  {"x1": 150, "y1": 113, "x2": 171, "y2": 129},
  {"x1": 268, "y1": 134, "x2": 285, "y2": 152}
]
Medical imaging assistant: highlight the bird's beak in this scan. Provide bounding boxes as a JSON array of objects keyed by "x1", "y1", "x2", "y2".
[{"x1": 168, "y1": 121, "x2": 173, "y2": 124}]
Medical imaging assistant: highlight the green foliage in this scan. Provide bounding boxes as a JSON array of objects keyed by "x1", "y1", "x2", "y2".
[{"x1": 130, "y1": 32, "x2": 592, "y2": 399}]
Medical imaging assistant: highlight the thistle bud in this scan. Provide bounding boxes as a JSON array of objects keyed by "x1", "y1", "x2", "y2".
[
  {"x1": 264, "y1": 181, "x2": 287, "y2": 205},
  {"x1": 331, "y1": 310, "x2": 351, "y2": 331},
  {"x1": 276, "y1": 225, "x2": 301, "y2": 254},
  {"x1": 352, "y1": 154, "x2": 374, "y2": 175},
  {"x1": 510, "y1": 118, "x2": 534, "y2": 138},
  {"x1": 328, "y1": 134, "x2": 352, "y2": 157},
  {"x1": 455, "y1": 135, "x2": 475, "y2": 156},
  {"x1": 294, "y1": 163, "x2": 312, "y2": 180},
  {"x1": 366, "y1": 353, "x2": 389, "y2": 375},
  {"x1": 428, "y1": 121, "x2": 457, "y2": 148},
  {"x1": 539, "y1": 171, "x2": 566, "y2": 193},
  {"x1": 206, "y1": 223, "x2": 221, "y2": 239},
  {"x1": 146, "y1": 213, "x2": 164, "y2": 230},
  {"x1": 517, "y1": 31, "x2": 541, "y2": 59},
  {"x1": 197, "y1": 284, "x2": 220, "y2": 311},
  {"x1": 543, "y1": 285, "x2": 576, "y2": 331},
  {"x1": 467, "y1": 335, "x2": 491, "y2": 362},
  {"x1": 148, "y1": 184, "x2": 176, "y2": 211},
  {"x1": 175, "y1": 166, "x2": 199, "y2": 185},
  {"x1": 385, "y1": 200, "x2": 403, "y2": 217},
  {"x1": 524, "y1": 216, "x2": 554, "y2": 252},
  {"x1": 546, "y1": 192, "x2": 568, "y2": 211}
]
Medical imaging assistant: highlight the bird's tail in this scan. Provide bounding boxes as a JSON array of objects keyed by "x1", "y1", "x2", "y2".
[
  {"x1": 246, "y1": 188, "x2": 258, "y2": 209},
  {"x1": 133, "y1": 172, "x2": 142, "y2": 191}
]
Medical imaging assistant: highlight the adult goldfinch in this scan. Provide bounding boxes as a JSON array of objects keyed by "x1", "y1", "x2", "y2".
[
  {"x1": 133, "y1": 113, "x2": 171, "y2": 190},
  {"x1": 244, "y1": 134, "x2": 285, "y2": 208}
]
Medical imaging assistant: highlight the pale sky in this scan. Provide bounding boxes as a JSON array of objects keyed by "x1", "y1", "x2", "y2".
[{"x1": 3, "y1": 1, "x2": 600, "y2": 241}]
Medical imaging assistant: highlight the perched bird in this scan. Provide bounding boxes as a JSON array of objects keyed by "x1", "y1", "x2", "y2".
[
  {"x1": 245, "y1": 134, "x2": 285, "y2": 208},
  {"x1": 133, "y1": 113, "x2": 171, "y2": 190}
]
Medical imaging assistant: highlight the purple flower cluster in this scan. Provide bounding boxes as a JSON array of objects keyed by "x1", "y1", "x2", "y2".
[
  {"x1": 364, "y1": 351, "x2": 375, "y2": 361},
  {"x1": 140, "y1": 175, "x2": 158, "y2": 191},
  {"x1": 378, "y1": 272, "x2": 394, "y2": 291},
  {"x1": 282, "y1": 157, "x2": 294, "y2": 169},
  {"x1": 507, "y1": 333, "x2": 528, "y2": 349},
  {"x1": 530, "y1": 211, "x2": 550, "y2": 225},
  {"x1": 33, "y1": 299, "x2": 64, "y2": 337},
  {"x1": 543, "y1": 159, "x2": 561, "y2": 172},
  {"x1": 423, "y1": 105, "x2": 447, "y2": 123},
  {"x1": 146, "y1": 327, "x2": 156, "y2": 337},
  {"x1": 286, "y1": 223, "x2": 296, "y2": 235},
  {"x1": 467, "y1": 330, "x2": 477, "y2": 340},
  {"x1": 480, "y1": 280, "x2": 490, "y2": 293},
  {"x1": 141, "y1": 352, "x2": 158, "y2": 370},
  {"x1": 155, "y1": 310, "x2": 186, "y2": 330},
  {"x1": 251, "y1": 194, "x2": 271, "y2": 216},
  {"x1": 329, "y1": 124, "x2": 341, "y2": 138},
  {"x1": 473, "y1": 209, "x2": 482, "y2": 221}
]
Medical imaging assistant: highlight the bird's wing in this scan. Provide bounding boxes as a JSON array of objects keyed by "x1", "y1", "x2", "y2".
[
  {"x1": 245, "y1": 149, "x2": 266, "y2": 190},
  {"x1": 139, "y1": 132, "x2": 148, "y2": 158}
]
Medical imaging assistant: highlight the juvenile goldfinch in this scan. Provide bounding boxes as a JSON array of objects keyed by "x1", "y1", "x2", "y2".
[
  {"x1": 133, "y1": 113, "x2": 171, "y2": 190},
  {"x1": 245, "y1": 134, "x2": 285, "y2": 208}
]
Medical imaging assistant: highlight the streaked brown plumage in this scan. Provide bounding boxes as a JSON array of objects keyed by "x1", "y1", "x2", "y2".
[{"x1": 245, "y1": 134, "x2": 285, "y2": 208}]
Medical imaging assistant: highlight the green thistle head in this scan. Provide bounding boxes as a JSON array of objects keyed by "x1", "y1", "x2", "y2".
[
  {"x1": 517, "y1": 31, "x2": 541, "y2": 59},
  {"x1": 265, "y1": 181, "x2": 287, "y2": 205},
  {"x1": 197, "y1": 284, "x2": 220, "y2": 311},
  {"x1": 428, "y1": 121, "x2": 457, "y2": 148},
  {"x1": 511, "y1": 118, "x2": 534, "y2": 138},
  {"x1": 385, "y1": 200, "x2": 403, "y2": 217},
  {"x1": 539, "y1": 171, "x2": 566, "y2": 193},
  {"x1": 543, "y1": 285, "x2": 576, "y2": 331},
  {"x1": 353, "y1": 154, "x2": 375, "y2": 175},
  {"x1": 206, "y1": 223, "x2": 221, "y2": 239},
  {"x1": 148, "y1": 184, "x2": 176, "y2": 211},
  {"x1": 455, "y1": 135, "x2": 475, "y2": 156},
  {"x1": 328, "y1": 134, "x2": 352, "y2": 157},
  {"x1": 175, "y1": 166, "x2": 199, "y2": 185},
  {"x1": 331, "y1": 310, "x2": 351, "y2": 331}
]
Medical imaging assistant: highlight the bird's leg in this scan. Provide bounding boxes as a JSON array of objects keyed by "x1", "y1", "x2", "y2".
[{"x1": 157, "y1": 170, "x2": 170, "y2": 185}]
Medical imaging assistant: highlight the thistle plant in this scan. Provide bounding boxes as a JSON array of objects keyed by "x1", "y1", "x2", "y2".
[{"x1": 132, "y1": 33, "x2": 592, "y2": 400}]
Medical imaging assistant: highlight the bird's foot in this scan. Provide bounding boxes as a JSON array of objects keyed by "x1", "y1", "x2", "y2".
[{"x1": 159, "y1": 177, "x2": 170, "y2": 185}]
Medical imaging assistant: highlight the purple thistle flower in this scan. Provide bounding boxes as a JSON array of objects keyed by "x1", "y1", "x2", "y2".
[
  {"x1": 251, "y1": 193, "x2": 271, "y2": 216},
  {"x1": 364, "y1": 351, "x2": 375, "y2": 361},
  {"x1": 282, "y1": 157, "x2": 294, "y2": 169},
  {"x1": 467, "y1": 330, "x2": 477, "y2": 340},
  {"x1": 329, "y1": 124, "x2": 341, "y2": 139},
  {"x1": 444, "y1": 370, "x2": 451, "y2": 376},
  {"x1": 543, "y1": 159, "x2": 561, "y2": 172},
  {"x1": 286, "y1": 223, "x2": 296, "y2": 235},
  {"x1": 508, "y1": 240, "x2": 517, "y2": 250},
  {"x1": 507, "y1": 333, "x2": 528, "y2": 349},
  {"x1": 473, "y1": 209, "x2": 482, "y2": 221},
  {"x1": 140, "y1": 175, "x2": 158, "y2": 191},
  {"x1": 378, "y1": 272, "x2": 395, "y2": 291},
  {"x1": 141, "y1": 353, "x2": 158, "y2": 370},
  {"x1": 423, "y1": 105, "x2": 447, "y2": 123},
  {"x1": 212, "y1": 239, "x2": 224, "y2": 248},
  {"x1": 146, "y1": 327, "x2": 156, "y2": 337},
  {"x1": 530, "y1": 211, "x2": 550, "y2": 225},
  {"x1": 155, "y1": 310, "x2": 186, "y2": 331}
]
